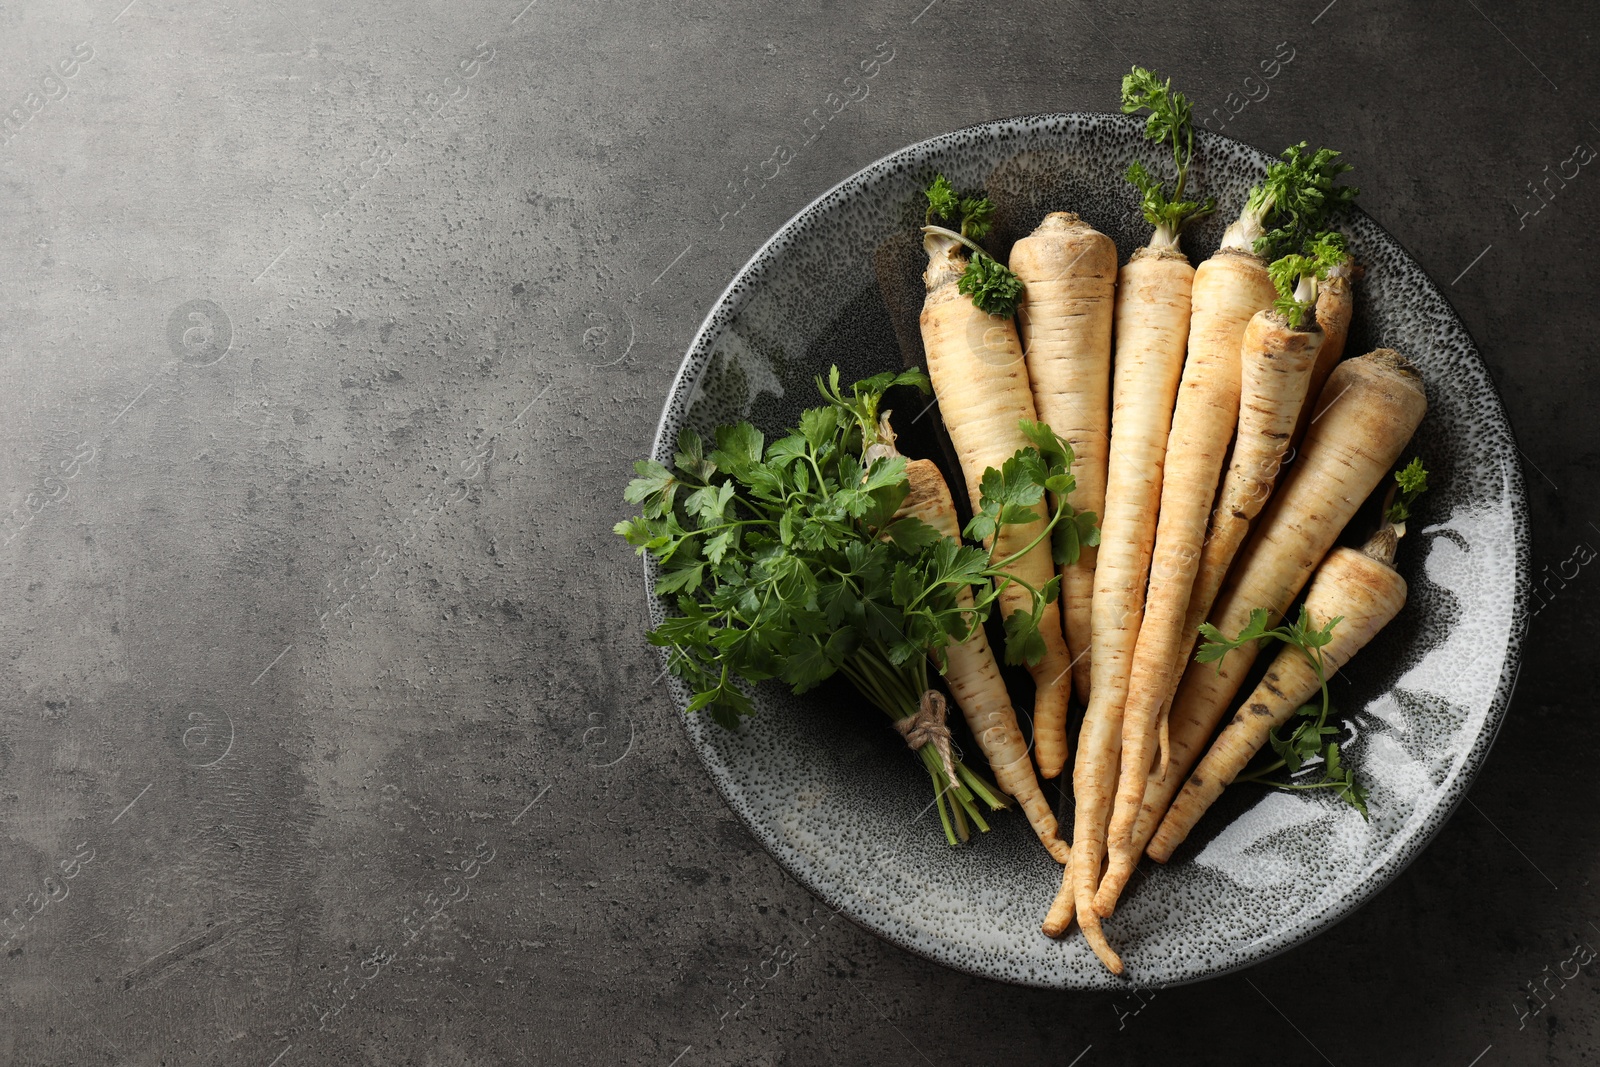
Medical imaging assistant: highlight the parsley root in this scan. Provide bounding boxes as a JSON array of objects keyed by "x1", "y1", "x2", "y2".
[
  {"x1": 919, "y1": 205, "x2": 1077, "y2": 781},
  {"x1": 1293, "y1": 249, "x2": 1357, "y2": 447},
  {"x1": 1125, "y1": 349, "x2": 1427, "y2": 865},
  {"x1": 1068, "y1": 67, "x2": 1212, "y2": 974},
  {"x1": 1041, "y1": 859, "x2": 1076, "y2": 938},
  {"x1": 1010, "y1": 212, "x2": 1118, "y2": 705}
]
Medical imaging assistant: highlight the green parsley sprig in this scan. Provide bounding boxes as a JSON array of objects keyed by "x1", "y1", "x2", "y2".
[
  {"x1": 1385, "y1": 457, "x2": 1429, "y2": 524},
  {"x1": 1226, "y1": 141, "x2": 1359, "y2": 260},
  {"x1": 1197, "y1": 607, "x2": 1369, "y2": 817},
  {"x1": 921, "y1": 175, "x2": 1024, "y2": 318},
  {"x1": 616, "y1": 367, "x2": 1099, "y2": 844},
  {"x1": 1121, "y1": 65, "x2": 1215, "y2": 247},
  {"x1": 1268, "y1": 230, "x2": 1348, "y2": 330}
]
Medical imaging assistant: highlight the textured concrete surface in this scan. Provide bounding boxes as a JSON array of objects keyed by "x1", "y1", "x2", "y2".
[{"x1": 0, "y1": 0, "x2": 1594, "y2": 1063}]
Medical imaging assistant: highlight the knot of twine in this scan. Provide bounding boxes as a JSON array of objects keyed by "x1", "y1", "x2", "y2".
[{"x1": 895, "y1": 690, "x2": 959, "y2": 792}]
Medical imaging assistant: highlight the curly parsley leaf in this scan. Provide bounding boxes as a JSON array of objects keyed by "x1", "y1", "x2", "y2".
[
  {"x1": 1248, "y1": 142, "x2": 1359, "y2": 261},
  {"x1": 1268, "y1": 230, "x2": 1348, "y2": 329},
  {"x1": 1386, "y1": 457, "x2": 1429, "y2": 523},
  {"x1": 924, "y1": 173, "x2": 960, "y2": 226},
  {"x1": 1120, "y1": 66, "x2": 1215, "y2": 239},
  {"x1": 957, "y1": 253, "x2": 1024, "y2": 318},
  {"x1": 959, "y1": 195, "x2": 995, "y2": 240}
]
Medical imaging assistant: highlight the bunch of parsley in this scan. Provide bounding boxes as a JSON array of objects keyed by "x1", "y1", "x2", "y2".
[{"x1": 616, "y1": 367, "x2": 1098, "y2": 844}]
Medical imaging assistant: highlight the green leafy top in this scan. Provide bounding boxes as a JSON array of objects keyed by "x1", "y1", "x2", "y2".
[
  {"x1": 924, "y1": 174, "x2": 995, "y2": 240},
  {"x1": 1230, "y1": 142, "x2": 1359, "y2": 259},
  {"x1": 615, "y1": 368, "x2": 1097, "y2": 729},
  {"x1": 814, "y1": 364, "x2": 931, "y2": 449},
  {"x1": 1121, "y1": 65, "x2": 1215, "y2": 245},
  {"x1": 1197, "y1": 606, "x2": 1368, "y2": 818},
  {"x1": 922, "y1": 175, "x2": 1023, "y2": 317},
  {"x1": 1268, "y1": 230, "x2": 1348, "y2": 329},
  {"x1": 1385, "y1": 457, "x2": 1429, "y2": 524}
]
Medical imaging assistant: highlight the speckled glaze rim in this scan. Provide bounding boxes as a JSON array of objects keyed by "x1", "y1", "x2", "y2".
[{"x1": 644, "y1": 113, "x2": 1529, "y2": 989}]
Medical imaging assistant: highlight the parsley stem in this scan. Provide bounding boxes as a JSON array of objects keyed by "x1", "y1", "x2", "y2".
[
  {"x1": 955, "y1": 761, "x2": 1007, "y2": 811},
  {"x1": 920, "y1": 225, "x2": 994, "y2": 265},
  {"x1": 1234, "y1": 758, "x2": 1287, "y2": 784},
  {"x1": 839, "y1": 661, "x2": 903, "y2": 720},
  {"x1": 933, "y1": 781, "x2": 958, "y2": 845},
  {"x1": 984, "y1": 499, "x2": 1068, "y2": 575}
]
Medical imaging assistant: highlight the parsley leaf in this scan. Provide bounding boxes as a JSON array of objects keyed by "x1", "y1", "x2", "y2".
[
  {"x1": 1386, "y1": 457, "x2": 1429, "y2": 523},
  {"x1": 1268, "y1": 230, "x2": 1348, "y2": 330},
  {"x1": 1247, "y1": 142, "x2": 1359, "y2": 261},
  {"x1": 958, "y1": 253, "x2": 1025, "y2": 318},
  {"x1": 924, "y1": 174, "x2": 960, "y2": 226},
  {"x1": 1120, "y1": 66, "x2": 1214, "y2": 241},
  {"x1": 1205, "y1": 605, "x2": 1370, "y2": 819},
  {"x1": 959, "y1": 195, "x2": 995, "y2": 240}
]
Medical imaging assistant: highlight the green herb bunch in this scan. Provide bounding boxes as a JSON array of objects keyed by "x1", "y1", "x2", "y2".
[
  {"x1": 616, "y1": 367, "x2": 1098, "y2": 844},
  {"x1": 921, "y1": 175, "x2": 1025, "y2": 318}
]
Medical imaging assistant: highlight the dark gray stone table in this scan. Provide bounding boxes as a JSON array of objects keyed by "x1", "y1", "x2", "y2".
[{"x1": 0, "y1": 0, "x2": 1592, "y2": 1063}]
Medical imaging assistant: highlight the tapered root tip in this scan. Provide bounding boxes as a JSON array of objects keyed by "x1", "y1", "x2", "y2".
[
  {"x1": 1096, "y1": 841, "x2": 1144, "y2": 916},
  {"x1": 1041, "y1": 862, "x2": 1075, "y2": 938},
  {"x1": 1080, "y1": 914, "x2": 1125, "y2": 975}
]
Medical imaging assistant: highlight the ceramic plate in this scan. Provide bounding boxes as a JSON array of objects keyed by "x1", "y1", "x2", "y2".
[{"x1": 644, "y1": 114, "x2": 1528, "y2": 989}]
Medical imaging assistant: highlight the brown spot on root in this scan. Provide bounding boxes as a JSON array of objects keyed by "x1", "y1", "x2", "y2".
[{"x1": 1248, "y1": 702, "x2": 1273, "y2": 717}]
